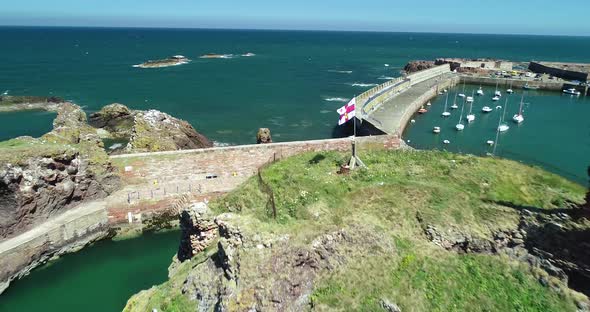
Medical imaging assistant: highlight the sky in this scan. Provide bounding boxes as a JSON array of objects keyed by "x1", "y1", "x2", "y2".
[{"x1": 1, "y1": 0, "x2": 589, "y2": 36}]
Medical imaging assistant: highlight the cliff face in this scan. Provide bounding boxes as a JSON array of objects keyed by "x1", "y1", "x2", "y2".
[
  {"x1": 89, "y1": 103, "x2": 213, "y2": 153},
  {"x1": 0, "y1": 103, "x2": 119, "y2": 239}
]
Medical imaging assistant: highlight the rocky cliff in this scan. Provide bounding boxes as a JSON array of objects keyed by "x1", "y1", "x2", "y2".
[
  {"x1": 403, "y1": 60, "x2": 435, "y2": 73},
  {"x1": 89, "y1": 103, "x2": 213, "y2": 153},
  {"x1": 0, "y1": 103, "x2": 119, "y2": 239},
  {"x1": 124, "y1": 150, "x2": 590, "y2": 312}
]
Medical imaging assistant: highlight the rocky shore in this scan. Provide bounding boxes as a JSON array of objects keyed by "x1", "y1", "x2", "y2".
[{"x1": 0, "y1": 99, "x2": 213, "y2": 294}]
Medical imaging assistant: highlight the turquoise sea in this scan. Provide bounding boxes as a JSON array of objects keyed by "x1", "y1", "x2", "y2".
[{"x1": 1, "y1": 27, "x2": 589, "y2": 311}]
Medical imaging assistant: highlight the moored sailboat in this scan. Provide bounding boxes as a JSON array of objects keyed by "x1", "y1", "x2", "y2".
[{"x1": 512, "y1": 92, "x2": 525, "y2": 123}]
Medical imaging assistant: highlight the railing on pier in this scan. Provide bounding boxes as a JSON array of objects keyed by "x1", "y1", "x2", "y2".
[{"x1": 355, "y1": 64, "x2": 452, "y2": 119}]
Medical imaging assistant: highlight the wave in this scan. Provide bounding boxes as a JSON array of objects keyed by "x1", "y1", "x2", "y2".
[
  {"x1": 328, "y1": 70, "x2": 353, "y2": 74},
  {"x1": 378, "y1": 76, "x2": 396, "y2": 80},
  {"x1": 350, "y1": 83, "x2": 378, "y2": 87},
  {"x1": 323, "y1": 97, "x2": 349, "y2": 102},
  {"x1": 213, "y1": 141, "x2": 232, "y2": 147},
  {"x1": 319, "y1": 110, "x2": 332, "y2": 114}
]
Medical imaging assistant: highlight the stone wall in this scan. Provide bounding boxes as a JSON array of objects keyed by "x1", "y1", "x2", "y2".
[
  {"x1": 0, "y1": 202, "x2": 109, "y2": 294},
  {"x1": 109, "y1": 135, "x2": 402, "y2": 221},
  {"x1": 460, "y1": 75, "x2": 564, "y2": 91},
  {"x1": 529, "y1": 62, "x2": 589, "y2": 82},
  {"x1": 407, "y1": 64, "x2": 451, "y2": 85}
]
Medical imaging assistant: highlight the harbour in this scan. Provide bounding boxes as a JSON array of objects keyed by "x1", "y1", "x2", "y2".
[{"x1": 354, "y1": 58, "x2": 590, "y2": 185}]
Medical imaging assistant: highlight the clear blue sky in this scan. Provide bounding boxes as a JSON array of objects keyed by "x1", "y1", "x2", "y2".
[{"x1": 1, "y1": 0, "x2": 589, "y2": 36}]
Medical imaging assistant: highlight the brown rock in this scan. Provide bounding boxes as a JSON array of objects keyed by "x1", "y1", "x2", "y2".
[{"x1": 257, "y1": 128, "x2": 272, "y2": 144}]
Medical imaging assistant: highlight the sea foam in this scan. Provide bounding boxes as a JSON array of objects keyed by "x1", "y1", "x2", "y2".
[
  {"x1": 324, "y1": 97, "x2": 349, "y2": 102},
  {"x1": 351, "y1": 83, "x2": 378, "y2": 87}
]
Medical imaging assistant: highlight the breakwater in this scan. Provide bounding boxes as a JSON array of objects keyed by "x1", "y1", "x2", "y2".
[
  {"x1": 358, "y1": 64, "x2": 457, "y2": 135},
  {"x1": 0, "y1": 134, "x2": 401, "y2": 293}
]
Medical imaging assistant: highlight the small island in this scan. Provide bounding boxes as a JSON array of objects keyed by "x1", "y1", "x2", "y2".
[
  {"x1": 133, "y1": 55, "x2": 190, "y2": 68},
  {"x1": 0, "y1": 95, "x2": 66, "y2": 112}
]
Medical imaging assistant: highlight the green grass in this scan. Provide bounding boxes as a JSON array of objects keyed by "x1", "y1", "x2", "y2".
[{"x1": 126, "y1": 149, "x2": 587, "y2": 311}]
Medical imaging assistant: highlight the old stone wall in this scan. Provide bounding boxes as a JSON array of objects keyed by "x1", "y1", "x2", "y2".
[{"x1": 0, "y1": 201, "x2": 109, "y2": 294}]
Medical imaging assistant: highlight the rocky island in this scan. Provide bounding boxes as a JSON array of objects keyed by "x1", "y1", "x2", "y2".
[
  {"x1": 133, "y1": 55, "x2": 190, "y2": 68},
  {"x1": 0, "y1": 95, "x2": 66, "y2": 112}
]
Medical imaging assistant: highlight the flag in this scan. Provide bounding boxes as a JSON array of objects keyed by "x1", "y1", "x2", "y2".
[{"x1": 337, "y1": 97, "x2": 356, "y2": 125}]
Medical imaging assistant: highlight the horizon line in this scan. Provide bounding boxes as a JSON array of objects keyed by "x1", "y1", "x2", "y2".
[{"x1": 1, "y1": 24, "x2": 589, "y2": 38}]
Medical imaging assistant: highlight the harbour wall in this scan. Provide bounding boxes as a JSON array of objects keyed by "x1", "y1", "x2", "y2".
[
  {"x1": 397, "y1": 76, "x2": 459, "y2": 135},
  {"x1": 359, "y1": 64, "x2": 457, "y2": 135},
  {"x1": 0, "y1": 203, "x2": 109, "y2": 294},
  {"x1": 459, "y1": 75, "x2": 565, "y2": 91},
  {"x1": 529, "y1": 62, "x2": 589, "y2": 82},
  {"x1": 357, "y1": 64, "x2": 451, "y2": 118}
]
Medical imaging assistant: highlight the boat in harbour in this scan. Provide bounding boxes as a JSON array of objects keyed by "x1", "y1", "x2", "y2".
[
  {"x1": 442, "y1": 92, "x2": 451, "y2": 117},
  {"x1": 433, "y1": 126, "x2": 441, "y2": 133},
  {"x1": 523, "y1": 83, "x2": 539, "y2": 90},
  {"x1": 418, "y1": 107, "x2": 428, "y2": 114},
  {"x1": 451, "y1": 92, "x2": 459, "y2": 109},
  {"x1": 456, "y1": 99, "x2": 465, "y2": 131},
  {"x1": 492, "y1": 96, "x2": 500, "y2": 101},
  {"x1": 498, "y1": 97, "x2": 510, "y2": 132},
  {"x1": 563, "y1": 88, "x2": 581, "y2": 96},
  {"x1": 494, "y1": 81, "x2": 502, "y2": 97},
  {"x1": 458, "y1": 79, "x2": 466, "y2": 98},
  {"x1": 466, "y1": 91, "x2": 475, "y2": 123},
  {"x1": 507, "y1": 81, "x2": 514, "y2": 94},
  {"x1": 512, "y1": 93, "x2": 525, "y2": 123},
  {"x1": 477, "y1": 86, "x2": 484, "y2": 96},
  {"x1": 482, "y1": 106, "x2": 493, "y2": 113}
]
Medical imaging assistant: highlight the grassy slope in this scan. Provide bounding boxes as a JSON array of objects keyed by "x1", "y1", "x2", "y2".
[{"x1": 126, "y1": 149, "x2": 586, "y2": 312}]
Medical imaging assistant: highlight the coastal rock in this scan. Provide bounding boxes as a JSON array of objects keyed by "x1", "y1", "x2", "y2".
[
  {"x1": 0, "y1": 103, "x2": 119, "y2": 239},
  {"x1": 128, "y1": 109, "x2": 213, "y2": 152},
  {"x1": 256, "y1": 128, "x2": 272, "y2": 144},
  {"x1": 403, "y1": 60, "x2": 435, "y2": 73},
  {"x1": 88, "y1": 103, "x2": 213, "y2": 153},
  {"x1": 88, "y1": 103, "x2": 134, "y2": 138}
]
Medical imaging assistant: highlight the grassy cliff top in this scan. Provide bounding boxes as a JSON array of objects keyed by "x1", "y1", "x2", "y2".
[
  {"x1": 125, "y1": 149, "x2": 587, "y2": 312},
  {"x1": 0, "y1": 95, "x2": 64, "y2": 106}
]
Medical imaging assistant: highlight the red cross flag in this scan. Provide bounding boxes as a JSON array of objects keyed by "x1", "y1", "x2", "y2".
[{"x1": 337, "y1": 98, "x2": 356, "y2": 125}]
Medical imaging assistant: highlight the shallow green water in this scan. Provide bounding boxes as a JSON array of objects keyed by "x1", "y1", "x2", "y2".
[
  {"x1": 0, "y1": 230, "x2": 180, "y2": 312},
  {"x1": 403, "y1": 85, "x2": 590, "y2": 185}
]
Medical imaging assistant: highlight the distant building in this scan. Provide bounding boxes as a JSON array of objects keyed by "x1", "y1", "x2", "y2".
[
  {"x1": 528, "y1": 62, "x2": 590, "y2": 82},
  {"x1": 435, "y1": 58, "x2": 513, "y2": 72}
]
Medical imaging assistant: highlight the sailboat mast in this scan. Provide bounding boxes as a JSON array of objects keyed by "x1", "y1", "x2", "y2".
[
  {"x1": 469, "y1": 91, "x2": 475, "y2": 114},
  {"x1": 519, "y1": 92, "x2": 525, "y2": 115},
  {"x1": 501, "y1": 97, "x2": 509, "y2": 122},
  {"x1": 493, "y1": 114, "x2": 502, "y2": 155},
  {"x1": 444, "y1": 91, "x2": 449, "y2": 111}
]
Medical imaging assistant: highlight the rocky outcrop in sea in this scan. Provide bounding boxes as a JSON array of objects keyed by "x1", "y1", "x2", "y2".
[{"x1": 90, "y1": 103, "x2": 213, "y2": 153}]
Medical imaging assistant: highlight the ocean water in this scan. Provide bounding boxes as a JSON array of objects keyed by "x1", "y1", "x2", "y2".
[
  {"x1": 1, "y1": 27, "x2": 590, "y2": 145},
  {"x1": 1, "y1": 27, "x2": 590, "y2": 310}
]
